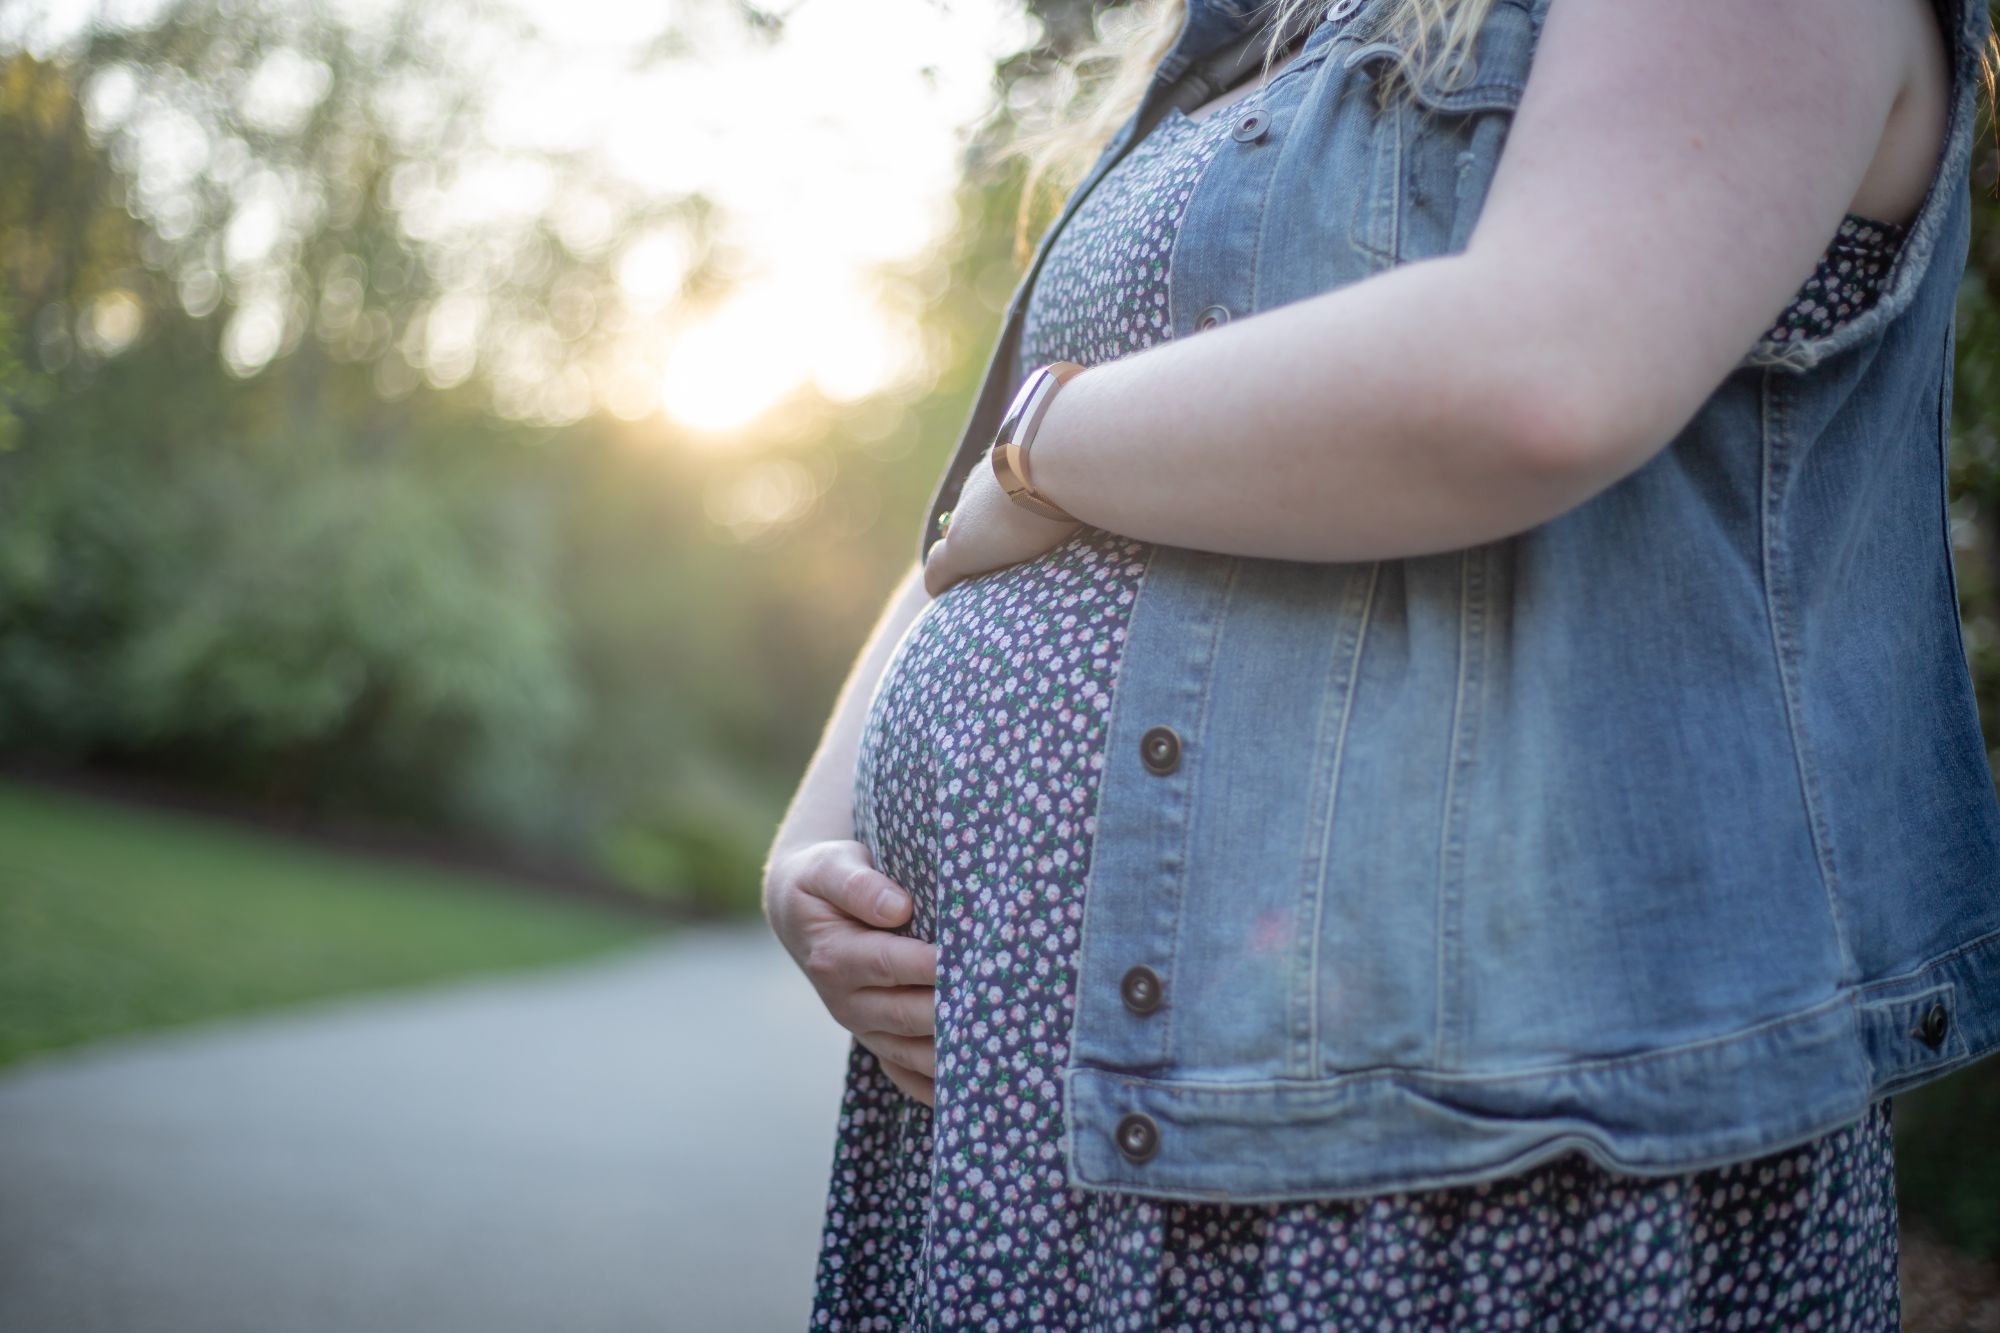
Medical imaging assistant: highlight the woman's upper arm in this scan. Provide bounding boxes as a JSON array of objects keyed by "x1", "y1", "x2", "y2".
[{"x1": 1462, "y1": 0, "x2": 1917, "y2": 476}]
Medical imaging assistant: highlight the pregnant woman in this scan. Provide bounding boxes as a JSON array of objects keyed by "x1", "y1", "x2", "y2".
[{"x1": 765, "y1": 0, "x2": 2000, "y2": 1326}]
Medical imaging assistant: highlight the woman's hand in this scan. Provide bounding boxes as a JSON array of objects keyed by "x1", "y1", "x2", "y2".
[
  {"x1": 764, "y1": 838, "x2": 939, "y2": 1107},
  {"x1": 922, "y1": 451, "x2": 1080, "y2": 597}
]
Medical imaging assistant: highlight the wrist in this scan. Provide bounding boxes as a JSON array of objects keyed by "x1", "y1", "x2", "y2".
[
  {"x1": 1019, "y1": 364, "x2": 1088, "y2": 524},
  {"x1": 990, "y1": 361, "x2": 1086, "y2": 524},
  {"x1": 767, "y1": 799, "x2": 852, "y2": 874},
  {"x1": 769, "y1": 814, "x2": 843, "y2": 865}
]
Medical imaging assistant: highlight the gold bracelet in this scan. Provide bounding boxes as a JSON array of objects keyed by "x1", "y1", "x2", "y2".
[{"x1": 989, "y1": 361, "x2": 1085, "y2": 522}]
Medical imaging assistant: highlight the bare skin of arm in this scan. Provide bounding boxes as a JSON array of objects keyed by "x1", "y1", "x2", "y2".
[
  {"x1": 924, "y1": 0, "x2": 1949, "y2": 594},
  {"x1": 764, "y1": 560, "x2": 940, "y2": 1106}
]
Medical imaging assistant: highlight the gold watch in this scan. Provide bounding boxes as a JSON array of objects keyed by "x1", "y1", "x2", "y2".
[{"x1": 989, "y1": 361, "x2": 1085, "y2": 522}]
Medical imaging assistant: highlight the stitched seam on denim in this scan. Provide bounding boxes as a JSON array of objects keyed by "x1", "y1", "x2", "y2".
[
  {"x1": 1340, "y1": 42, "x2": 1523, "y2": 109},
  {"x1": 1854, "y1": 922, "x2": 2000, "y2": 993},
  {"x1": 1433, "y1": 548, "x2": 1482, "y2": 1067},
  {"x1": 1303, "y1": 561, "x2": 1381, "y2": 1080},
  {"x1": 1353, "y1": 86, "x2": 1401, "y2": 264},
  {"x1": 1164, "y1": 555, "x2": 1243, "y2": 1065},
  {"x1": 1288, "y1": 581, "x2": 1346, "y2": 1079},
  {"x1": 1458, "y1": 543, "x2": 1490, "y2": 1064},
  {"x1": 1758, "y1": 371, "x2": 1856, "y2": 979},
  {"x1": 1244, "y1": 79, "x2": 1288, "y2": 319},
  {"x1": 1937, "y1": 319, "x2": 1971, "y2": 667},
  {"x1": 1858, "y1": 982, "x2": 1951, "y2": 1019},
  {"x1": 1450, "y1": 146, "x2": 1477, "y2": 252}
]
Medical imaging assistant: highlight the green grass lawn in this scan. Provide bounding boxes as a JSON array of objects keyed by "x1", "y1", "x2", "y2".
[{"x1": 0, "y1": 778, "x2": 666, "y2": 1069}]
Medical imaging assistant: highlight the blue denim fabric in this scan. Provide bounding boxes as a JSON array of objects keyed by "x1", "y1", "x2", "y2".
[{"x1": 916, "y1": 0, "x2": 2000, "y2": 1203}]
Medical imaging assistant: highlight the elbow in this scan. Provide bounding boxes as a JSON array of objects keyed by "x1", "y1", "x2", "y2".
[{"x1": 1495, "y1": 372, "x2": 1661, "y2": 499}]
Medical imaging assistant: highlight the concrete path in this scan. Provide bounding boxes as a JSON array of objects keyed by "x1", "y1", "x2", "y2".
[{"x1": 0, "y1": 925, "x2": 858, "y2": 1333}]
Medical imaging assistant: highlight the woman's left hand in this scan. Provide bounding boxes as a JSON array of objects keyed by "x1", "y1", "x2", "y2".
[{"x1": 923, "y1": 452, "x2": 1081, "y2": 597}]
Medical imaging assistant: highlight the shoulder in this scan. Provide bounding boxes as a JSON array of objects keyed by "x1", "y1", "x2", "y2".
[{"x1": 1459, "y1": 0, "x2": 1917, "y2": 477}]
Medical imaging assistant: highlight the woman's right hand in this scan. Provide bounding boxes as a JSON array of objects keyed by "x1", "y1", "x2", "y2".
[{"x1": 764, "y1": 838, "x2": 938, "y2": 1107}]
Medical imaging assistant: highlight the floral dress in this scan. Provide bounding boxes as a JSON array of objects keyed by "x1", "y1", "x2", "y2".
[{"x1": 810, "y1": 71, "x2": 1911, "y2": 1332}]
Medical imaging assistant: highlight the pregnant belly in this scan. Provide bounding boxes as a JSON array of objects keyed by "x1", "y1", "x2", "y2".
[{"x1": 852, "y1": 526, "x2": 1152, "y2": 951}]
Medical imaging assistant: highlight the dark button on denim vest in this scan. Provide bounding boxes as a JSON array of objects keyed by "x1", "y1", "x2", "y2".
[
  {"x1": 1138, "y1": 724, "x2": 1182, "y2": 775},
  {"x1": 1120, "y1": 964, "x2": 1165, "y2": 1015}
]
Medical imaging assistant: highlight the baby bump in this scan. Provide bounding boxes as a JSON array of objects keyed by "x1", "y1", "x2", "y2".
[{"x1": 852, "y1": 527, "x2": 1152, "y2": 962}]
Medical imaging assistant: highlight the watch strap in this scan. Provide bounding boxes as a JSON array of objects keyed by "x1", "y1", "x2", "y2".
[{"x1": 990, "y1": 361, "x2": 1085, "y2": 522}]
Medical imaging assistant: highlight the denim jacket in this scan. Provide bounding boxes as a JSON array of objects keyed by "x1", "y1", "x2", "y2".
[{"x1": 915, "y1": 0, "x2": 2000, "y2": 1202}]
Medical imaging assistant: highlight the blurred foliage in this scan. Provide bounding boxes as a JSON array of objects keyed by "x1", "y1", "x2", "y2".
[
  {"x1": 0, "y1": 0, "x2": 1031, "y2": 915},
  {"x1": 3, "y1": 0, "x2": 2000, "y2": 1261},
  {"x1": 1897, "y1": 1068, "x2": 2000, "y2": 1260},
  {"x1": 1952, "y1": 134, "x2": 2000, "y2": 764}
]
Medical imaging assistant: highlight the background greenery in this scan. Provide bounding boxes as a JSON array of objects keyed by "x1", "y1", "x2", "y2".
[
  {"x1": 0, "y1": 777, "x2": 660, "y2": 1067},
  {"x1": 3, "y1": 0, "x2": 1998, "y2": 1262}
]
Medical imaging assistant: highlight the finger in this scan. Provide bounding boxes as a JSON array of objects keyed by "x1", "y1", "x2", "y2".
[
  {"x1": 857, "y1": 930, "x2": 938, "y2": 990},
  {"x1": 847, "y1": 983, "x2": 938, "y2": 1038},
  {"x1": 923, "y1": 539, "x2": 951, "y2": 597},
  {"x1": 808, "y1": 935, "x2": 937, "y2": 1014},
  {"x1": 823, "y1": 921, "x2": 937, "y2": 989},
  {"x1": 860, "y1": 1033, "x2": 930, "y2": 1093},
  {"x1": 806, "y1": 930, "x2": 935, "y2": 1003},
  {"x1": 882, "y1": 1061, "x2": 935, "y2": 1107},
  {"x1": 860, "y1": 1031, "x2": 936, "y2": 1080},
  {"x1": 877, "y1": 1056, "x2": 936, "y2": 1108},
  {"x1": 805, "y1": 843, "x2": 914, "y2": 928}
]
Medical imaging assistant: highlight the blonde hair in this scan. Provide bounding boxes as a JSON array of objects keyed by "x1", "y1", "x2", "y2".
[
  {"x1": 1002, "y1": 0, "x2": 1499, "y2": 261},
  {"x1": 1001, "y1": 0, "x2": 2000, "y2": 265}
]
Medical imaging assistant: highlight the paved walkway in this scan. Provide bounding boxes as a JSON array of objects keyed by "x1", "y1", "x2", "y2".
[{"x1": 0, "y1": 925, "x2": 857, "y2": 1333}]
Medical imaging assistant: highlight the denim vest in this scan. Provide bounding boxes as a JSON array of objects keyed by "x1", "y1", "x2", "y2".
[{"x1": 915, "y1": 0, "x2": 2000, "y2": 1202}]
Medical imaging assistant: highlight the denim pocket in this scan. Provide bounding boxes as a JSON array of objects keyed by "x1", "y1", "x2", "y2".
[{"x1": 1344, "y1": 0, "x2": 1535, "y2": 265}]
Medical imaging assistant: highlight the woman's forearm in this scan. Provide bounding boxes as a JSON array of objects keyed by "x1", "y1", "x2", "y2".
[
  {"x1": 766, "y1": 559, "x2": 929, "y2": 874},
  {"x1": 1025, "y1": 251, "x2": 1638, "y2": 564}
]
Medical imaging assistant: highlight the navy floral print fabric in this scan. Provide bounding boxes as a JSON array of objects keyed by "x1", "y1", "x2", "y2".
[{"x1": 809, "y1": 71, "x2": 1909, "y2": 1332}]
